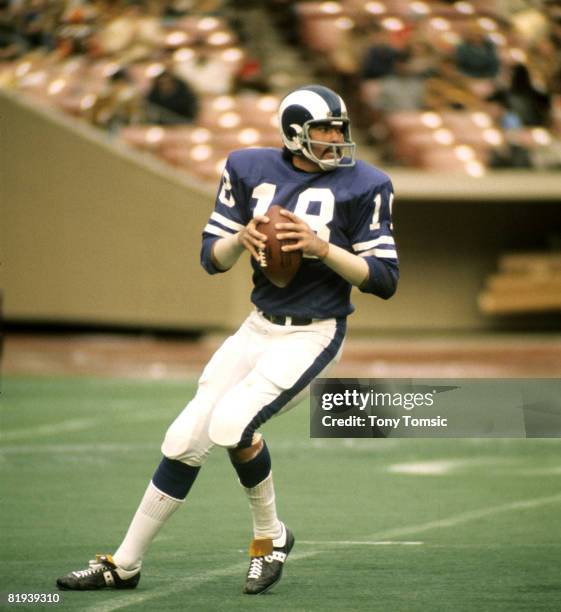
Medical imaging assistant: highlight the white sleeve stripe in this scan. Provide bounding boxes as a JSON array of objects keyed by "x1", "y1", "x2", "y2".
[
  {"x1": 204, "y1": 224, "x2": 233, "y2": 238},
  {"x1": 210, "y1": 212, "x2": 244, "y2": 232},
  {"x1": 353, "y1": 236, "x2": 395, "y2": 252},
  {"x1": 359, "y1": 248, "x2": 398, "y2": 259}
]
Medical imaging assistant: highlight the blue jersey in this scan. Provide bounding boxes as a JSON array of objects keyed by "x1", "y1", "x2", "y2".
[{"x1": 201, "y1": 148, "x2": 398, "y2": 319}]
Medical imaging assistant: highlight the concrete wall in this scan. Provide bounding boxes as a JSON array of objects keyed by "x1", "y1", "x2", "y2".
[
  {"x1": 1, "y1": 91, "x2": 254, "y2": 330},
  {"x1": 2, "y1": 91, "x2": 560, "y2": 332}
]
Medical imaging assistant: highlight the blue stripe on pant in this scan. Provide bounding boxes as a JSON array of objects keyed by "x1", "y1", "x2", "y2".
[{"x1": 239, "y1": 318, "x2": 347, "y2": 447}]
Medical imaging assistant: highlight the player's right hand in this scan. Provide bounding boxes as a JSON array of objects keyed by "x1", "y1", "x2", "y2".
[{"x1": 237, "y1": 215, "x2": 269, "y2": 262}]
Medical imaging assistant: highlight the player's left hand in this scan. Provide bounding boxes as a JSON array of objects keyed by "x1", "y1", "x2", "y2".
[{"x1": 275, "y1": 209, "x2": 329, "y2": 259}]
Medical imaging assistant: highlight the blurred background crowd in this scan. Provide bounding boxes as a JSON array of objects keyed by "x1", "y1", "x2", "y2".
[{"x1": 1, "y1": 0, "x2": 560, "y2": 180}]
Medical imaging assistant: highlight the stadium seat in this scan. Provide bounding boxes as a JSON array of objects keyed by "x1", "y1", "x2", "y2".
[{"x1": 479, "y1": 252, "x2": 561, "y2": 313}]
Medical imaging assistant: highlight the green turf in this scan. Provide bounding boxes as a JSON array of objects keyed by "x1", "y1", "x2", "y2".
[{"x1": 1, "y1": 376, "x2": 560, "y2": 611}]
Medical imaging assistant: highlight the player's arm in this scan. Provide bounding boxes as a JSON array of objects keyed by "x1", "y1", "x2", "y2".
[
  {"x1": 202, "y1": 157, "x2": 278, "y2": 273},
  {"x1": 347, "y1": 180, "x2": 399, "y2": 299},
  {"x1": 276, "y1": 210, "x2": 369, "y2": 288},
  {"x1": 210, "y1": 215, "x2": 270, "y2": 271},
  {"x1": 201, "y1": 161, "x2": 254, "y2": 274},
  {"x1": 323, "y1": 243, "x2": 370, "y2": 288},
  {"x1": 277, "y1": 181, "x2": 398, "y2": 298}
]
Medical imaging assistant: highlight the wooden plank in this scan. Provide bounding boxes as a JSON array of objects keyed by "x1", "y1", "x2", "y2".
[
  {"x1": 478, "y1": 290, "x2": 561, "y2": 314},
  {"x1": 499, "y1": 253, "x2": 561, "y2": 274},
  {"x1": 486, "y1": 275, "x2": 561, "y2": 292}
]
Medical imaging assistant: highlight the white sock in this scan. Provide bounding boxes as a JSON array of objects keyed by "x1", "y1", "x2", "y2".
[
  {"x1": 113, "y1": 481, "x2": 183, "y2": 570},
  {"x1": 244, "y1": 472, "x2": 282, "y2": 540}
]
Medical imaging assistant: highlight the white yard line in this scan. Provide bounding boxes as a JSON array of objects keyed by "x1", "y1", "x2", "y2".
[
  {"x1": 72, "y1": 494, "x2": 561, "y2": 611},
  {"x1": 0, "y1": 418, "x2": 99, "y2": 441},
  {"x1": 0, "y1": 442, "x2": 159, "y2": 454},
  {"x1": 386, "y1": 458, "x2": 509, "y2": 475},
  {"x1": 83, "y1": 550, "x2": 320, "y2": 612},
  {"x1": 366, "y1": 493, "x2": 561, "y2": 541},
  {"x1": 298, "y1": 494, "x2": 561, "y2": 547},
  {"x1": 299, "y1": 540, "x2": 423, "y2": 546}
]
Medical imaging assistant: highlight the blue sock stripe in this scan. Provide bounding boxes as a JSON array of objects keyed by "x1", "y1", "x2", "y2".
[
  {"x1": 230, "y1": 440, "x2": 272, "y2": 488},
  {"x1": 240, "y1": 318, "x2": 347, "y2": 445},
  {"x1": 152, "y1": 457, "x2": 201, "y2": 500}
]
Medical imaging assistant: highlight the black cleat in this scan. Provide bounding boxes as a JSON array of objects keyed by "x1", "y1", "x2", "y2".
[
  {"x1": 243, "y1": 523, "x2": 295, "y2": 595},
  {"x1": 56, "y1": 554, "x2": 140, "y2": 590}
]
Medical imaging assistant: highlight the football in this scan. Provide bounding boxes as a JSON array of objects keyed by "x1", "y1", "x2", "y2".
[{"x1": 256, "y1": 205, "x2": 302, "y2": 288}]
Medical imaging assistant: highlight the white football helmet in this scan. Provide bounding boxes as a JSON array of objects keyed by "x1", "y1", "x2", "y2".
[{"x1": 278, "y1": 84, "x2": 356, "y2": 170}]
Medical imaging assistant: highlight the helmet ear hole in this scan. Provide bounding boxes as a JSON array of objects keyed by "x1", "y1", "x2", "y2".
[
  {"x1": 285, "y1": 123, "x2": 304, "y2": 150},
  {"x1": 281, "y1": 107, "x2": 309, "y2": 153}
]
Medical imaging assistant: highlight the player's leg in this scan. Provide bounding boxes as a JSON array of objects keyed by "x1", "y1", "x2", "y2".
[
  {"x1": 228, "y1": 432, "x2": 293, "y2": 595},
  {"x1": 209, "y1": 315, "x2": 346, "y2": 594},
  {"x1": 123, "y1": 312, "x2": 342, "y2": 579},
  {"x1": 209, "y1": 315, "x2": 346, "y2": 448},
  {"x1": 56, "y1": 459, "x2": 201, "y2": 591},
  {"x1": 110, "y1": 458, "x2": 201, "y2": 572},
  {"x1": 56, "y1": 316, "x2": 261, "y2": 591},
  {"x1": 229, "y1": 433, "x2": 281, "y2": 541}
]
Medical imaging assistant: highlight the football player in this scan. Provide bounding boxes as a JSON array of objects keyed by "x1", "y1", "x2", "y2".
[{"x1": 56, "y1": 84, "x2": 398, "y2": 595}]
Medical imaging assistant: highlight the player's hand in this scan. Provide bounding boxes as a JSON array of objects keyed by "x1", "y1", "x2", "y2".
[
  {"x1": 237, "y1": 215, "x2": 269, "y2": 262},
  {"x1": 276, "y1": 209, "x2": 329, "y2": 259}
]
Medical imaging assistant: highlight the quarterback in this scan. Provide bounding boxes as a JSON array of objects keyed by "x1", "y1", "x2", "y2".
[{"x1": 56, "y1": 84, "x2": 399, "y2": 595}]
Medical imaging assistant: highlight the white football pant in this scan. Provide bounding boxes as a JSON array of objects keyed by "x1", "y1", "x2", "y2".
[{"x1": 161, "y1": 309, "x2": 346, "y2": 466}]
